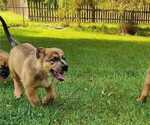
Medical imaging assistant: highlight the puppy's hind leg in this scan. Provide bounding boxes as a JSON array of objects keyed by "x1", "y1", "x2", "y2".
[{"x1": 137, "y1": 68, "x2": 150, "y2": 102}]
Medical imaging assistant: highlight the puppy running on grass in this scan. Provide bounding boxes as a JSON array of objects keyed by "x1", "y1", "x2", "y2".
[{"x1": 0, "y1": 16, "x2": 68, "y2": 106}]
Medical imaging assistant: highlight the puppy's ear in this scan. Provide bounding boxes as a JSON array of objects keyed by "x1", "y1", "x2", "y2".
[{"x1": 36, "y1": 47, "x2": 46, "y2": 59}]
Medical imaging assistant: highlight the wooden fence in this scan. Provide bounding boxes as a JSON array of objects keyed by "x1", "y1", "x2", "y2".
[{"x1": 8, "y1": 1, "x2": 150, "y2": 24}]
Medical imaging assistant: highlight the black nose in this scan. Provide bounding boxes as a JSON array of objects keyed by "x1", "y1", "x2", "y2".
[{"x1": 63, "y1": 64, "x2": 68, "y2": 71}]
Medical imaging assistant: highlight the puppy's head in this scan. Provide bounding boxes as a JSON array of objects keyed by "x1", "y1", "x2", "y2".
[
  {"x1": 36, "y1": 47, "x2": 68, "y2": 81},
  {"x1": 0, "y1": 51, "x2": 9, "y2": 80}
]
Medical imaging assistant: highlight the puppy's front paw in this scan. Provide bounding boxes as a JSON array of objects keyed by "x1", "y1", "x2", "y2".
[
  {"x1": 14, "y1": 90, "x2": 22, "y2": 99},
  {"x1": 136, "y1": 96, "x2": 147, "y2": 103},
  {"x1": 42, "y1": 96, "x2": 55, "y2": 106},
  {"x1": 30, "y1": 98, "x2": 41, "y2": 107}
]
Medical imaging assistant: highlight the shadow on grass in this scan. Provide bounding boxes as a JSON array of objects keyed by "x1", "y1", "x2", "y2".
[
  {"x1": 1, "y1": 35, "x2": 150, "y2": 124},
  {"x1": 1, "y1": 35, "x2": 150, "y2": 52}
]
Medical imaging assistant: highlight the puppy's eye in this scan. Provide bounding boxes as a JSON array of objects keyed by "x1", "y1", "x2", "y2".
[
  {"x1": 50, "y1": 61, "x2": 54, "y2": 65},
  {"x1": 62, "y1": 56, "x2": 66, "y2": 60},
  {"x1": 50, "y1": 57, "x2": 60, "y2": 62}
]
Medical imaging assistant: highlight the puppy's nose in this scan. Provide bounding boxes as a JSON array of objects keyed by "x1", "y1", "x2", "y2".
[{"x1": 63, "y1": 64, "x2": 68, "y2": 71}]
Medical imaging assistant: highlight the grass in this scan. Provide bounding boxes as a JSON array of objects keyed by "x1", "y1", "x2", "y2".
[
  {"x1": 0, "y1": 11, "x2": 25, "y2": 26},
  {"x1": 1, "y1": 17, "x2": 150, "y2": 125}
]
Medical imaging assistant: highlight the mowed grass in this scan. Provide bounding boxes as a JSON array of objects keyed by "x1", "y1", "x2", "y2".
[{"x1": 1, "y1": 26, "x2": 150, "y2": 125}]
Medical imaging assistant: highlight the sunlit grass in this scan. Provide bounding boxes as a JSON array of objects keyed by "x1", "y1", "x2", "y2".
[
  {"x1": 7, "y1": 26, "x2": 150, "y2": 43},
  {"x1": 0, "y1": 11, "x2": 25, "y2": 25}
]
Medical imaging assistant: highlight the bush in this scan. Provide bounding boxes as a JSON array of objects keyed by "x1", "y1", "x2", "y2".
[
  {"x1": 120, "y1": 23, "x2": 137, "y2": 35},
  {"x1": 0, "y1": 0, "x2": 7, "y2": 10},
  {"x1": 75, "y1": 23, "x2": 119, "y2": 34}
]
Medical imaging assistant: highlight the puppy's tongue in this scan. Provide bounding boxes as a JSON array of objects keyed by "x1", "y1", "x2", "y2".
[
  {"x1": 51, "y1": 70, "x2": 64, "y2": 81},
  {"x1": 56, "y1": 73, "x2": 64, "y2": 81}
]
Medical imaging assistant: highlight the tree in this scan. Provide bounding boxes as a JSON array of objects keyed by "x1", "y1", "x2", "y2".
[
  {"x1": 7, "y1": 0, "x2": 28, "y2": 18},
  {"x1": 0, "y1": 0, "x2": 7, "y2": 10},
  {"x1": 45, "y1": 0, "x2": 100, "y2": 23},
  {"x1": 75, "y1": 0, "x2": 100, "y2": 22},
  {"x1": 45, "y1": 0, "x2": 58, "y2": 9}
]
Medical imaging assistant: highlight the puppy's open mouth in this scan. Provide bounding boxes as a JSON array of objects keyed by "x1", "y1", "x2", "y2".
[{"x1": 50, "y1": 69, "x2": 64, "y2": 81}]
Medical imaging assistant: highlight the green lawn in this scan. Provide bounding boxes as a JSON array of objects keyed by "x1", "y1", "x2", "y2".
[{"x1": 1, "y1": 26, "x2": 150, "y2": 125}]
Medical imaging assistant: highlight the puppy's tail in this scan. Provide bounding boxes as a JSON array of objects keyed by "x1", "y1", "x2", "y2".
[{"x1": 0, "y1": 16, "x2": 17, "y2": 47}]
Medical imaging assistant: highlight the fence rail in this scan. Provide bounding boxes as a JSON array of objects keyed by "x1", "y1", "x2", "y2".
[{"x1": 7, "y1": 1, "x2": 150, "y2": 24}]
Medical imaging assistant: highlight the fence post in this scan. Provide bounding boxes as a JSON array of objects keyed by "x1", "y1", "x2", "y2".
[
  {"x1": 92, "y1": 6, "x2": 95, "y2": 22},
  {"x1": 21, "y1": 3, "x2": 150, "y2": 24},
  {"x1": 77, "y1": 8, "x2": 81, "y2": 26},
  {"x1": 22, "y1": 7, "x2": 25, "y2": 25}
]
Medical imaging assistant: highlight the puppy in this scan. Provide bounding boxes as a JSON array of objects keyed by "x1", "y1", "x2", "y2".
[
  {"x1": 0, "y1": 15, "x2": 16, "y2": 80},
  {"x1": 0, "y1": 16, "x2": 68, "y2": 106},
  {"x1": 0, "y1": 49, "x2": 9, "y2": 80},
  {"x1": 137, "y1": 67, "x2": 150, "y2": 102}
]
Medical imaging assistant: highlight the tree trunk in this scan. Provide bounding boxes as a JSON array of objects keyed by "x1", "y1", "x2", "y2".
[
  {"x1": 7, "y1": 0, "x2": 28, "y2": 18},
  {"x1": 77, "y1": 8, "x2": 81, "y2": 26},
  {"x1": 91, "y1": 6, "x2": 95, "y2": 22},
  {"x1": 120, "y1": 11, "x2": 137, "y2": 35}
]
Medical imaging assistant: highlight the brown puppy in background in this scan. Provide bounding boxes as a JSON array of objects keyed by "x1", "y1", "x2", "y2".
[
  {"x1": 0, "y1": 49, "x2": 9, "y2": 80},
  {"x1": 137, "y1": 67, "x2": 150, "y2": 102},
  {"x1": 0, "y1": 16, "x2": 68, "y2": 106}
]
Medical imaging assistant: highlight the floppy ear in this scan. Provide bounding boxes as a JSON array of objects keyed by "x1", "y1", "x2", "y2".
[{"x1": 36, "y1": 47, "x2": 46, "y2": 59}]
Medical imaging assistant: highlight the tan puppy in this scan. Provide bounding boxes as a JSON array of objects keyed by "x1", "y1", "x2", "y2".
[
  {"x1": 0, "y1": 49, "x2": 9, "y2": 80},
  {"x1": 137, "y1": 67, "x2": 150, "y2": 102},
  {"x1": 0, "y1": 16, "x2": 68, "y2": 106},
  {"x1": 9, "y1": 44, "x2": 68, "y2": 106}
]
